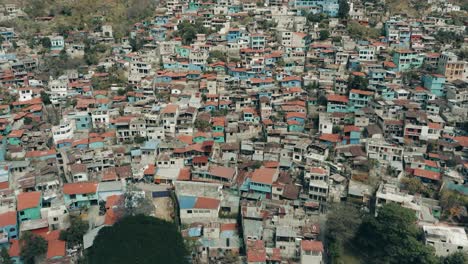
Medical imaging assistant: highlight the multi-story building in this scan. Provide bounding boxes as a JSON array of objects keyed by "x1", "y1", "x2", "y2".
[
  {"x1": 437, "y1": 52, "x2": 467, "y2": 82},
  {"x1": 392, "y1": 49, "x2": 424, "y2": 71},
  {"x1": 366, "y1": 138, "x2": 404, "y2": 163},
  {"x1": 423, "y1": 225, "x2": 468, "y2": 256}
]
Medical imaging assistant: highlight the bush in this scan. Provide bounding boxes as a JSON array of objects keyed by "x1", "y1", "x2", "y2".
[{"x1": 88, "y1": 215, "x2": 188, "y2": 264}]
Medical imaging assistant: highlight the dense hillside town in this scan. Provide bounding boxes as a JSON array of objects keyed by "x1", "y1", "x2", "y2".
[{"x1": 0, "y1": 0, "x2": 466, "y2": 263}]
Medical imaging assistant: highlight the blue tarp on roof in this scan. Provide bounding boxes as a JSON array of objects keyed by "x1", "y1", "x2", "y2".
[
  {"x1": 142, "y1": 140, "x2": 160, "y2": 150},
  {"x1": 220, "y1": 230, "x2": 235, "y2": 238},
  {"x1": 188, "y1": 227, "x2": 202, "y2": 237},
  {"x1": 178, "y1": 195, "x2": 197, "y2": 209},
  {"x1": 130, "y1": 149, "x2": 141, "y2": 157}
]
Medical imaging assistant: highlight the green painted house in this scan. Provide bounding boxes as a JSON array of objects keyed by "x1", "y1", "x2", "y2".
[
  {"x1": 63, "y1": 182, "x2": 98, "y2": 208},
  {"x1": 17, "y1": 191, "x2": 42, "y2": 222},
  {"x1": 7, "y1": 129, "x2": 24, "y2": 146}
]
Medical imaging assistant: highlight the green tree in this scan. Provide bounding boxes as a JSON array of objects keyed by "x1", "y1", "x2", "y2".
[
  {"x1": 20, "y1": 231, "x2": 48, "y2": 264},
  {"x1": 88, "y1": 215, "x2": 188, "y2": 264},
  {"x1": 319, "y1": 30, "x2": 330, "y2": 40},
  {"x1": 40, "y1": 91, "x2": 51, "y2": 105},
  {"x1": 338, "y1": 0, "x2": 350, "y2": 19},
  {"x1": 208, "y1": 50, "x2": 226, "y2": 63},
  {"x1": 355, "y1": 203, "x2": 438, "y2": 264},
  {"x1": 59, "y1": 216, "x2": 89, "y2": 247},
  {"x1": 326, "y1": 204, "x2": 363, "y2": 262},
  {"x1": 24, "y1": 117, "x2": 33, "y2": 125},
  {"x1": 134, "y1": 135, "x2": 146, "y2": 144},
  {"x1": 348, "y1": 75, "x2": 369, "y2": 90},
  {"x1": 0, "y1": 247, "x2": 13, "y2": 264},
  {"x1": 317, "y1": 95, "x2": 327, "y2": 106},
  {"x1": 307, "y1": 12, "x2": 327, "y2": 23},
  {"x1": 439, "y1": 189, "x2": 468, "y2": 220},
  {"x1": 41, "y1": 37, "x2": 51, "y2": 49},
  {"x1": 440, "y1": 252, "x2": 467, "y2": 264},
  {"x1": 347, "y1": 21, "x2": 380, "y2": 39},
  {"x1": 194, "y1": 119, "x2": 211, "y2": 131},
  {"x1": 433, "y1": 31, "x2": 464, "y2": 48}
]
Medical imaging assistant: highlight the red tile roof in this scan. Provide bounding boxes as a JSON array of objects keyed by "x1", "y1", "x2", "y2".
[
  {"x1": 63, "y1": 182, "x2": 98, "y2": 195},
  {"x1": 319, "y1": 133, "x2": 341, "y2": 143},
  {"x1": 161, "y1": 104, "x2": 178, "y2": 114},
  {"x1": 47, "y1": 240, "x2": 66, "y2": 259},
  {"x1": 17, "y1": 191, "x2": 41, "y2": 211},
  {"x1": 194, "y1": 197, "x2": 220, "y2": 209},
  {"x1": 251, "y1": 168, "x2": 277, "y2": 185},
  {"x1": 25, "y1": 149, "x2": 56, "y2": 158},
  {"x1": 9, "y1": 239, "x2": 20, "y2": 257},
  {"x1": 344, "y1": 125, "x2": 360, "y2": 133},
  {"x1": 8, "y1": 129, "x2": 25, "y2": 138},
  {"x1": 0, "y1": 181, "x2": 9, "y2": 190},
  {"x1": 0, "y1": 211, "x2": 16, "y2": 227},
  {"x1": 144, "y1": 164, "x2": 156, "y2": 175},
  {"x1": 413, "y1": 169, "x2": 441, "y2": 181},
  {"x1": 177, "y1": 168, "x2": 191, "y2": 181},
  {"x1": 209, "y1": 166, "x2": 236, "y2": 179},
  {"x1": 327, "y1": 94, "x2": 349, "y2": 103},
  {"x1": 301, "y1": 240, "x2": 324, "y2": 252},
  {"x1": 350, "y1": 89, "x2": 374, "y2": 96}
]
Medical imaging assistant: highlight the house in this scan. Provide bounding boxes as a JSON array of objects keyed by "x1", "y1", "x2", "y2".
[
  {"x1": 63, "y1": 182, "x2": 98, "y2": 208},
  {"x1": 17, "y1": 191, "x2": 42, "y2": 222},
  {"x1": 348, "y1": 89, "x2": 374, "y2": 111},
  {"x1": 423, "y1": 225, "x2": 468, "y2": 256},
  {"x1": 422, "y1": 74, "x2": 446, "y2": 97},
  {"x1": 246, "y1": 168, "x2": 278, "y2": 199},
  {"x1": 0, "y1": 211, "x2": 18, "y2": 243},
  {"x1": 327, "y1": 94, "x2": 349, "y2": 113},
  {"x1": 392, "y1": 49, "x2": 423, "y2": 71},
  {"x1": 178, "y1": 196, "x2": 221, "y2": 224},
  {"x1": 301, "y1": 240, "x2": 324, "y2": 264}
]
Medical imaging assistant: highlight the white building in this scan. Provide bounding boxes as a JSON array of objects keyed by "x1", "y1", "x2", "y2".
[
  {"x1": 91, "y1": 110, "x2": 110, "y2": 129},
  {"x1": 41, "y1": 205, "x2": 70, "y2": 230},
  {"x1": 301, "y1": 240, "x2": 324, "y2": 264},
  {"x1": 48, "y1": 76, "x2": 68, "y2": 105},
  {"x1": 423, "y1": 225, "x2": 468, "y2": 256},
  {"x1": 366, "y1": 138, "x2": 404, "y2": 163},
  {"x1": 52, "y1": 120, "x2": 75, "y2": 144}
]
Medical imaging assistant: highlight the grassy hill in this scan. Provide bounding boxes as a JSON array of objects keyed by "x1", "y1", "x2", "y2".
[{"x1": 8, "y1": 0, "x2": 156, "y2": 39}]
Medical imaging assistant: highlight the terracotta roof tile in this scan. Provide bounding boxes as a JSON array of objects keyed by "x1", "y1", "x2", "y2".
[
  {"x1": 63, "y1": 182, "x2": 98, "y2": 195},
  {"x1": 17, "y1": 191, "x2": 41, "y2": 211}
]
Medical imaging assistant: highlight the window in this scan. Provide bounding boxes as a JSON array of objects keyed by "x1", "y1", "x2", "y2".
[
  {"x1": 70, "y1": 194, "x2": 76, "y2": 199},
  {"x1": 9, "y1": 228, "x2": 15, "y2": 232},
  {"x1": 187, "y1": 210, "x2": 193, "y2": 214},
  {"x1": 20, "y1": 211, "x2": 25, "y2": 216},
  {"x1": 53, "y1": 217, "x2": 58, "y2": 221}
]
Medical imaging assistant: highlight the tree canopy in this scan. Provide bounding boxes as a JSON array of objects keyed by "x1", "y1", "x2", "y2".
[
  {"x1": 59, "y1": 216, "x2": 89, "y2": 247},
  {"x1": 88, "y1": 215, "x2": 188, "y2": 264},
  {"x1": 325, "y1": 204, "x2": 363, "y2": 262},
  {"x1": 355, "y1": 203, "x2": 438, "y2": 264},
  {"x1": 338, "y1": 0, "x2": 350, "y2": 19},
  {"x1": 20, "y1": 231, "x2": 48, "y2": 264}
]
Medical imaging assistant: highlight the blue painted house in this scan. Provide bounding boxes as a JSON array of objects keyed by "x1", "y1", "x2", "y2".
[
  {"x1": 327, "y1": 94, "x2": 349, "y2": 113},
  {"x1": 280, "y1": 76, "x2": 302, "y2": 87},
  {"x1": 63, "y1": 182, "x2": 98, "y2": 208},
  {"x1": 67, "y1": 112, "x2": 92, "y2": 131},
  {"x1": 246, "y1": 168, "x2": 278, "y2": 199},
  {"x1": 348, "y1": 89, "x2": 374, "y2": 111},
  {"x1": 422, "y1": 74, "x2": 445, "y2": 97},
  {"x1": 343, "y1": 126, "x2": 361, "y2": 144},
  {"x1": 0, "y1": 211, "x2": 18, "y2": 243}
]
